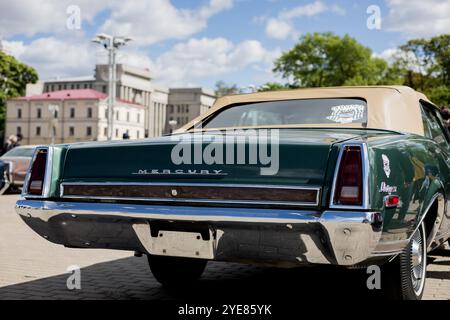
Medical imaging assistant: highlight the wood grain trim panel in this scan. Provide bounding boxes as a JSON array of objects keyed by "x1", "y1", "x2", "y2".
[{"x1": 61, "y1": 184, "x2": 319, "y2": 205}]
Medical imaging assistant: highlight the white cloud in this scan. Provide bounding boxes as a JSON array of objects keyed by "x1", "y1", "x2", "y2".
[
  {"x1": 149, "y1": 37, "x2": 279, "y2": 86},
  {"x1": 0, "y1": 0, "x2": 233, "y2": 45},
  {"x1": 279, "y1": 1, "x2": 327, "y2": 20},
  {"x1": 261, "y1": 1, "x2": 345, "y2": 40},
  {"x1": 265, "y1": 19, "x2": 296, "y2": 40},
  {"x1": 373, "y1": 47, "x2": 400, "y2": 64},
  {"x1": 99, "y1": 0, "x2": 233, "y2": 46},
  {"x1": 8, "y1": 37, "x2": 95, "y2": 79},
  {"x1": 0, "y1": 0, "x2": 281, "y2": 87},
  {"x1": 1, "y1": 40, "x2": 26, "y2": 57},
  {"x1": 385, "y1": 0, "x2": 450, "y2": 37},
  {"x1": 0, "y1": 0, "x2": 108, "y2": 37}
]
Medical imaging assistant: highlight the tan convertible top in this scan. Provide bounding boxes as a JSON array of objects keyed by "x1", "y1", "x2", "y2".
[{"x1": 179, "y1": 86, "x2": 435, "y2": 136}]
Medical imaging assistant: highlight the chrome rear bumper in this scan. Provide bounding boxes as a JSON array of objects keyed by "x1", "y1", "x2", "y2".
[{"x1": 16, "y1": 199, "x2": 384, "y2": 267}]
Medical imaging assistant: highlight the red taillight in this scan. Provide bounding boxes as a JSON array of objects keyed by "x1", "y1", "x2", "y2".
[
  {"x1": 334, "y1": 146, "x2": 363, "y2": 206},
  {"x1": 26, "y1": 149, "x2": 48, "y2": 195},
  {"x1": 384, "y1": 195, "x2": 400, "y2": 208}
]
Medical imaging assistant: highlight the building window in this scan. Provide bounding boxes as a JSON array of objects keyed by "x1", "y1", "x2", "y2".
[
  {"x1": 69, "y1": 126, "x2": 75, "y2": 136},
  {"x1": 116, "y1": 111, "x2": 119, "y2": 121},
  {"x1": 17, "y1": 109, "x2": 22, "y2": 119},
  {"x1": 37, "y1": 108, "x2": 42, "y2": 119},
  {"x1": 84, "y1": 84, "x2": 88, "y2": 89},
  {"x1": 36, "y1": 126, "x2": 41, "y2": 136},
  {"x1": 76, "y1": 84, "x2": 80, "y2": 89},
  {"x1": 16, "y1": 126, "x2": 21, "y2": 135},
  {"x1": 63, "y1": 84, "x2": 67, "y2": 90},
  {"x1": 127, "y1": 112, "x2": 130, "y2": 122},
  {"x1": 104, "y1": 127, "x2": 107, "y2": 136},
  {"x1": 177, "y1": 105, "x2": 180, "y2": 113},
  {"x1": 137, "y1": 113, "x2": 141, "y2": 123},
  {"x1": 58, "y1": 85, "x2": 62, "y2": 90},
  {"x1": 115, "y1": 129, "x2": 119, "y2": 138},
  {"x1": 87, "y1": 107, "x2": 93, "y2": 118},
  {"x1": 70, "y1": 108, "x2": 75, "y2": 118},
  {"x1": 86, "y1": 126, "x2": 92, "y2": 136},
  {"x1": 137, "y1": 130, "x2": 140, "y2": 139},
  {"x1": 186, "y1": 105, "x2": 189, "y2": 113},
  {"x1": 102, "y1": 85, "x2": 107, "y2": 93},
  {"x1": 54, "y1": 110, "x2": 58, "y2": 118}
]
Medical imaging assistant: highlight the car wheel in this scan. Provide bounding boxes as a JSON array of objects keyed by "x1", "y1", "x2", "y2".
[
  {"x1": 147, "y1": 254, "x2": 207, "y2": 287},
  {"x1": 382, "y1": 221, "x2": 427, "y2": 300}
]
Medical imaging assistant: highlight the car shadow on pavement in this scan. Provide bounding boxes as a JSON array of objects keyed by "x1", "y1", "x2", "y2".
[{"x1": 0, "y1": 255, "x2": 391, "y2": 300}]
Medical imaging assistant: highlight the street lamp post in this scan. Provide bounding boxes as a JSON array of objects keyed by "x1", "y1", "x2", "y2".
[
  {"x1": 48, "y1": 104, "x2": 59, "y2": 145},
  {"x1": 91, "y1": 34, "x2": 132, "y2": 140}
]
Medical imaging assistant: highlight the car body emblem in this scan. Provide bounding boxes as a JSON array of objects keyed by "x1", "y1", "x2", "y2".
[
  {"x1": 382, "y1": 154, "x2": 391, "y2": 178},
  {"x1": 171, "y1": 189, "x2": 178, "y2": 197}
]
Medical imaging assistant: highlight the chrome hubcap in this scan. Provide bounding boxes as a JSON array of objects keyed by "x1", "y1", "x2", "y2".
[{"x1": 410, "y1": 225, "x2": 426, "y2": 295}]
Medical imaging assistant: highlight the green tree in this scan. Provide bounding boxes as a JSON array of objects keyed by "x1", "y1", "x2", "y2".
[
  {"x1": 273, "y1": 32, "x2": 401, "y2": 88},
  {"x1": 257, "y1": 82, "x2": 293, "y2": 92},
  {"x1": 214, "y1": 81, "x2": 241, "y2": 97},
  {"x1": 0, "y1": 51, "x2": 38, "y2": 138},
  {"x1": 393, "y1": 35, "x2": 450, "y2": 107}
]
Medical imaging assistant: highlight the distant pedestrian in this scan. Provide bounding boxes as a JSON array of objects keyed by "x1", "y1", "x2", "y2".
[
  {"x1": 1, "y1": 135, "x2": 19, "y2": 155},
  {"x1": 440, "y1": 108, "x2": 450, "y2": 128},
  {"x1": 122, "y1": 132, "x2": 130, "y2": 140}
]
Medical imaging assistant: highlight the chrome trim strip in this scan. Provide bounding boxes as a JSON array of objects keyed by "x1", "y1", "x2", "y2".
[
  {"x1": 0, "y1": 170, "x2": 11, "y2": 195},
  {"x1": 15, "y1": 199, "x2": 378, "y2": 224},
  {"x1": 329, "y1": 142, "x2": 370, "y2": 210},
  {"x1": 60, "y1": 182, "x2": 322, "y2": 207},
  {"x1": 22, "y1": 146, "x2": 53, "y2": 199},
  {"x1": 412, "y1": 193, "x2": 442, "y2": 246},
  {"x1": 61, "y1": 182, "x2": 320, "y2": 190}
]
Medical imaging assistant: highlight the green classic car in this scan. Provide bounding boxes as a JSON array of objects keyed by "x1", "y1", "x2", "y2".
[{"x1": 16, "y1": 86, "x2": 450, "y2": 300}]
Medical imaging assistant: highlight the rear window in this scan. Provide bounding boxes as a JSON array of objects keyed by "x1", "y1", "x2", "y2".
[
  {"x1": 2, "y1": 147, "x2": 35, "y2": 158},
  {"x1": 203, "y1": 98, "x2": 368, "y2": 128}
]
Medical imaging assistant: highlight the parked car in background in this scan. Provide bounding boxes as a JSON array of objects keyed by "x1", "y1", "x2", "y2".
[
  {"x1": 15, "y1": 86, "x2": 450, "y2": 300},
  {"x1": 0, "y1": 146, "x2": 36, "y2": 194}
]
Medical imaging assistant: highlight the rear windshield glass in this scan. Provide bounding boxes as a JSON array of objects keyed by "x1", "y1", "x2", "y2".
[
  {"x1": 2, "y1": 147, "x2": 35, "y2": 158},
  {"x1": 203, "y1": 98, "x2": 368, "y2": 128}
]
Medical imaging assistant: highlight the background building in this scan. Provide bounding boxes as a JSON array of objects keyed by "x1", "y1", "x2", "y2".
[
  {"x1": 12, "y1": 63, "x2": 216, "y2": 143},
  {"x1": 38, "y1": 64, "x2": 217, "y2": 138},
  {"x1": 6, "y1": 89, "x2": 145, "y2": 145},
  {"x1": 166, "y1": 88, "x2": 216, "y2": 133}
]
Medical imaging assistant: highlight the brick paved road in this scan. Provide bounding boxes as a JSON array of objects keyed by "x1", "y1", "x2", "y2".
[{"x1": 0, "y1": 194, "x2": 449, "y2": 300}]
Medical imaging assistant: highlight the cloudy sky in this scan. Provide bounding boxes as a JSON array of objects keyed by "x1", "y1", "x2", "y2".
[{"x1": 1, "y1": 0, "x2": 449, "y2": 89}]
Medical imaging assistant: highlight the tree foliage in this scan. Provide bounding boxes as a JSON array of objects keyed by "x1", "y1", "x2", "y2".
[
  {"x1": 0, "y1": 51, "x2": 39, "y2": 138},
  {"x1": 214, "y1": 81, "x2": 242, "y2": 97},
  {"x1": 262, "y1": 32, "x2": 450, "y2": 107},
  {"x1": 393, "y1": 34, "x2": 450, "y2": 106},
  {"x1": 273, "y1": 32, "x2": 401, "y2": 88}
]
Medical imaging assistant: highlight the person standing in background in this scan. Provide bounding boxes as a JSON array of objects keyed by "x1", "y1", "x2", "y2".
[
  {"x1": 1, "y1": 135, "x2": 19, "y2": 155},
  {"x1": 440, "y1": 108, "x2": 450, "y2": 128}
]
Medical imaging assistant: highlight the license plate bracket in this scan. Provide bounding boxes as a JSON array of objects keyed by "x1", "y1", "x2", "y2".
[{"x1": 148, "y1": 229, "x2": 215, "y2": 259}]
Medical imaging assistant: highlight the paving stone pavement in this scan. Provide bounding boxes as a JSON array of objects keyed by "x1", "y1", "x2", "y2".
[{"x1": 0, "y1": 194, "x2": 449, "y2": 300}]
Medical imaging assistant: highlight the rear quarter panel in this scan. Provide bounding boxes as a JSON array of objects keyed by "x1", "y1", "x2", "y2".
[{"x1": 367, "y1": 134, "x2": 450, "y2": 243}]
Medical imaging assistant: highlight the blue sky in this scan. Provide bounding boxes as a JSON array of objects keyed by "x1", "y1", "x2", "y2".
[{"x1": 1, "y1": 0, "x2": 448, "y2": 90}]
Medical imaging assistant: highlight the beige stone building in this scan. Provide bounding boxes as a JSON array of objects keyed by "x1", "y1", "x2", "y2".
[
  {"x1": 6, "y1": 89, "x2": 145, "y2": 145},
  {"x1": 19, "y1": 64, "x2": 216, "y2": 141},
  {"x1": 166, "y1": 88, "x2": 216, "y2": 133},
  {"x1": 41, "y1": 65, "x2": 171, "y2": 138}
]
